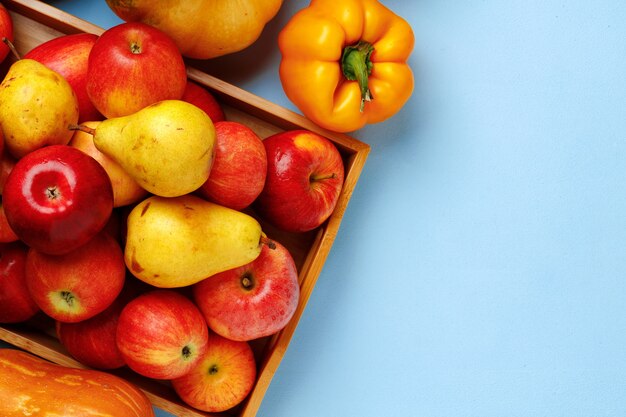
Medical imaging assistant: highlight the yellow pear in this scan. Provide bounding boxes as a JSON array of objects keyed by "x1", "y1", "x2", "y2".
[
  {"x1": 80, "y1": 99, "x2": 215, "y2": 197},
  {"x1": 0, "y1": 59, "x2": 79, "y2": 158},
  {"x1": 125, "y1": 194, "x2": 267, "y2": 288}
]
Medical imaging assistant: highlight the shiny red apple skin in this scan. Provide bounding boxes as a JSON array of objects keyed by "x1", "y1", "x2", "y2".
[
  {"x1": 254, "y1": 130, "x2": 345, "y2": 232},
  {"x1": 182, "y1": 80, "x2": 225, "y2": 123},
  {"x1": 25, "y1": 231, "x2": 125, "y2": 323},
  {"x1": 56, "y1": 293, "x2": 127, "y2": 370},
  {"x1": 0, "y1": 3, "x2": 14, "y2": 63},
  {"x1": 24, "y1": 33, "x2": 102, "y2": 123},
  {"x1": 2, "y1": 145, "x2": 114, "y2": 255},
  {"x1": 0, "y1": 242, "x2": 40, "y2": 323},
  {"x1": 194, "y1": 240, "x2": 299, "y2": 341},
  {"x1": 171, "y1": 332, "x2": 256, "y2": 413},
  {"x1": 197, "y1": 121, "x2": 267, "y2": 210},
  {"x1": 116, "y1": 290, "x2": 209, "y2": 380},
  {"x1": 87, "y1": 22, "x2": 187, "y2": 118}
]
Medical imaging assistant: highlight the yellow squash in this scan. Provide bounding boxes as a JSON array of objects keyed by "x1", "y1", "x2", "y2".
[
  {"x1": 106, "y1": 0, "x2": 283, "y2": 59},
  {"x1": 0, "y1": 349, "x2": 154, "y2": 417},
  {"x1": 278, "y1": 0, "x2": 414, "y2": 132}
]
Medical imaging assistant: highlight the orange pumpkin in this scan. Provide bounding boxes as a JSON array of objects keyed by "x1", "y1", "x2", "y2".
[{"x1": 0, "y1": 349, "x2": 154, "y2": 417}]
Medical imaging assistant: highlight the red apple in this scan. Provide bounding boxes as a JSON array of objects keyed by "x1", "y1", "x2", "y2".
[
  {"x1": 3, "y1": 145, "x2": 114, "y2": 255},
  {"x1": 0, "y1": 242, "x2": 40, "y2": 323},
  {"x1": 24, "y1": 33, "x2": 102, "y2": 123},
  {"x1": 197, "y1": 121, "x2": 267, "y2": 210},
  {"x1": 0, "y1": 203, "x2": 18, "y2": 243},
  {"x1": 0, "y1": 3, "x2": 13, "y2": 63},
  {"x1": 0, "y1": 150, "x2": 16, "y2": 194},
  {"x1": 194, "y1": 239, "x2": 299, "y2": 341},
  {"x1": 182, "y1": 80, "x2": 225, "y2": 123},
  {"x1": 69, "y1": 120, "x2": 148, "y2": 207},
  {"x1": 56, "y1": 291, "x2": 129, "y2": 370},
  {"x1": 25, "y1": 231, "x2": 125, "y2": 323},
  {"x1": 116, "y1": 290, "x2": 209, "y2": 380},
  {"x1": 87, "y1": 22, "x2": 187, "y2": 118},
  {"x1": 171, "y1": 332, "x2": 256, "y2": 413},
  {"x1": 254, "y1": 130, "x2": 345, "y2": 232}
]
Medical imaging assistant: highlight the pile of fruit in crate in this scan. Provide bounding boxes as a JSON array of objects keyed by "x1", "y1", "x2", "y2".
[{"x1": 0, "y1": 0, "x2": 413, "y2": 415}]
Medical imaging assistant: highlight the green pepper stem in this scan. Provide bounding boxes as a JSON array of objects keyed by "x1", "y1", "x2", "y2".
[{"x1": 341, "y1": 40, "x2": 374, "y2": 112}]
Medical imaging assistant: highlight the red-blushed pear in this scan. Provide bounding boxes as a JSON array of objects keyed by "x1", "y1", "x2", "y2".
[
  {"x1": 0, "y1": 203, "x2": 18, "y2": 243},
  {"x1": 197, "y1": 121, "x2": 267, "y2": 211},
  {"x1": 254, "y1": 130, "x2": 345, "y2": 232},
  {"x1": 69, "y1": 120, "x2": 148, "y2": 207},
  {"x1": 2, "y1": 145, "x2": 114, "y2": 255},
  {"x1": 182, "y1": 80, "x2": 225, "y2": 123},
  {"x1": 56, "y1": 292, "x2": 130, "y2": 370},
  {"x1": 115, "y1": 290, "x2": 209, "y2": 380},
  {"x1": 0, "y1": 3, "x2": 13, "y2": 63},
  {"x1": 0, "y1": 242, "x2": 40, "y2": 323},
  {"x1": 193, "y1": 239, "x2": 299, "y2": 341},
  {"x1": 87, "y1": 22, "x2": 187, "y2": 118},
  {"x1": 171, "y1": 332, "x2": 256, "y2": 413},
  {"x1": 25, "y1": 231, "x2": 126, "y2": 323},
  {"x1": 24, "y1": 33, "x2": 102, "y2": 123}
]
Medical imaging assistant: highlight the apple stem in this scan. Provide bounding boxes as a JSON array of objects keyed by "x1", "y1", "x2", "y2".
[
  {"x1": 2, "y1": 37, "x2": 21, "y2": 61},
  {"x1": 241, "y1": 273, "x2": 255, "y2": 290},
  {"x1": 181, "y1": 346, "x2": 192, "y2": 359},
  {"x1": 260, "y1": 236, "x2": 276, "y2": 250},
  {"x1": 68, "y1": 124, "x2": 96, "y2": 136},
  {"x1": 60, "y1": 291, "x2": 75, "y2": 307},
  {"x1": 46, "y1": 186, "x2": 61, "y2": 200},
  {"x1": 310, "y1": 172, "x2": 338, "y2": 182}
]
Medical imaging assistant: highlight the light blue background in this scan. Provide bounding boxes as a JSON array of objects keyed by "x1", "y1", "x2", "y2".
[{"x1": 32, "y1": 1, "x2": 626, "y2": 416}]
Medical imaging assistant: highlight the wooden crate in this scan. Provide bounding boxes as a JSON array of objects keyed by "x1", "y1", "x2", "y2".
[{"x1": 0, "y1": 1, "x2": 370, "y2": 416}]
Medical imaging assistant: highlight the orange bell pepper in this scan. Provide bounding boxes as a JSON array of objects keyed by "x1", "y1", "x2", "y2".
[{"x1": 278, "y1": 0, "x2": 414, "y2": 132}]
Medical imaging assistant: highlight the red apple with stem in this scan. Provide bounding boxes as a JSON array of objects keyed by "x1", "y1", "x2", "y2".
[
  {"x1": 116, "y1": 290, "x2": 209, "y2": 380},
  {"x1": 254, "y1": 130, "x2": 345, "y2": 232},
  {"x1": 0, "y1": 3, "x2": 13, "y2": 63},
  {"x1": 24, "y1": 33, "x2": 102, "y2": 123},
  {"x1": 197, "y1": 121, "x2": 267, "y2": 210},
  {"x1": 171, "y1": 332, "x2": 257, "y2": 413},
  {"x1": 182, "y1": 80, "x2": 225, "y2": 123},
  {"x1": 0, "y1": 242, "x2": 40, "y2": 323},
  {"x1": 87, "y1": 22, "x2": 187, "y2": 118},
  {"x1": 25, "y1": 231, "x2": 126, "y2": 323},
  {"x1": 2, "y1": 145, "x2": 114, "y2": 255},
  {"x1": 194, "y1": 239, "x2": 299, "y2": 341}
]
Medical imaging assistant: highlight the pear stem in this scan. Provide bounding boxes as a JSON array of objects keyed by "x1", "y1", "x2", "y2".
[
  {"x1": 2, "y1": 37, "x2": 21, "y2": 61},
  {"x1": 260, "y1": 236, "x2": 276, "y2": 250},
  {"x1": 68, "y1": 124, "x2": 96, "y2": 136}
]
